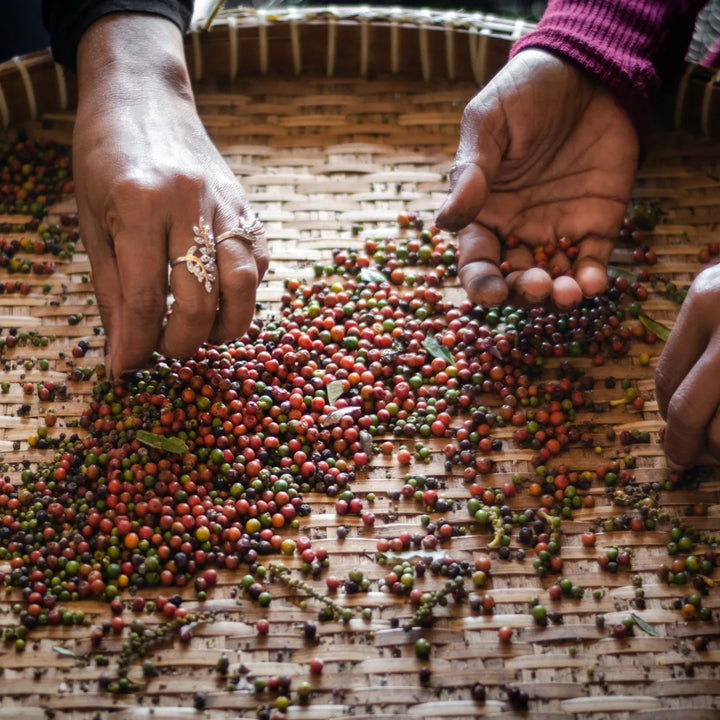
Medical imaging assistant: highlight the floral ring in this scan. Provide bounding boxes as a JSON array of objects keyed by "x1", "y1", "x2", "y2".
[
  {"x1": 169, "y1": 217, "x2": 218, "y2": 293},
  {"x1": 214, "y1": 214, "x2": 265, "y2": 250}
]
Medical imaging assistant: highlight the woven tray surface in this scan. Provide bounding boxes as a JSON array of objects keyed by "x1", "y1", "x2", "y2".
[{"x1": 0, "y1": 15, "x2": 719, "y2": 720}]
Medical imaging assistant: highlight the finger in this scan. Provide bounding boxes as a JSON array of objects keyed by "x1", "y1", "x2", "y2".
[
  {"x1": 655, "y1": 302, "x2": 708, "y2": 418},
  {"x1": 662, "y1": 335, "x2": 720, "y2": 467},
  {"x1": 706, "y1": 412, "x2": 720, "y2": 461},
  {"x1": 107, "y1": 213, "x2": 168, "y2": 376},
  {"x1": 551, "y1": 275, "x2": 583, "y2": 309},
  {"x1": 503, "y1": 245, "x2": 534, "y2": 275},
  {"x1": 75, "y1": 204, "x2": 123, "y2": 374},
  {"x1": 573, "y1": 237, "x2": 614, "y2": 297},
  {"x1": 210, "y1": 212, "x2": 263, "y2": 343},
  {"x1": 513, "y1": 267, "x2": 554, "y2": 305},
  {"x1": 505, "y1": 246, "x2": 553, "y2": 305},
  {"x1": 457, "y1": 222, "x2": 507, "y2": 306},
  {"x1": 161, "y1": 213, "x2": 219, "y2": 359},
  {"x1": 252, "y1": 223, "x2": 270, "y2": 284}
]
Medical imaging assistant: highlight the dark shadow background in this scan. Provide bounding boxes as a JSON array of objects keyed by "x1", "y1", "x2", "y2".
[
  {"x1": 3, "y1": 1, "x2": 717, "y2": 66},
  {"x1": 0, "y1": 1, "x2": 545, "y2": 64},
  {"x1": 0, "y1": 0, "x2": 50, "y2": 62}
]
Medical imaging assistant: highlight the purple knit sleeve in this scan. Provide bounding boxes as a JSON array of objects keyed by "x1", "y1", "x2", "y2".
[{"x1": 510, "y1": 0, "x2": 707, "y2": 131}]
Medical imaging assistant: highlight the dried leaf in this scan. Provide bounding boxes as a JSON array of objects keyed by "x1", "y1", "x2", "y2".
[
  {"x1": 607, "y1": 264, "x2": 637, "y2": 281},
  {"x1": 321, "y1": 406, "x2": 361, "y2": 427},
  {"x1": 631, "y1": 612, "x2": 659, "y2": 637},
  {"x1": 136, "y1": 430, "x2": 189, "y2": 455},
  {"x1": 698, "y1": 574, "x2": 716, "y2": 588},
  {"x1": 359, "y1": 430, "x2": 373, "y2": 455},
  {"x1": 422, "y1": 336, "x2": 455, "y2": 366},
  {"x1": 53, "y1": 645, "x2": 77, "y2": 658},
  {"x1": 359, "y1": 268, "x2": 387, "y2": 284},
  {"x1": 327, "y1": 380, "x2": 344, "y2": 406},
  {"x1": 639, "y1": 313, "x2": 671, "y2": 342}
]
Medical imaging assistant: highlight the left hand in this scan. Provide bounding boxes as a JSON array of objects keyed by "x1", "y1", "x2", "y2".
[{"x1": 436, "y1": 50, "x2": 639, "y2": 308}]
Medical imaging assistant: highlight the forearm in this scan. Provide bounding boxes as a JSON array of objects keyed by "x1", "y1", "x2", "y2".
[
  {"x1": 511, "y1": 0, "x2": 707, "y2": 132},
  {"x1": 42, "y1": 0, "x2": 193, "y2": 70}
]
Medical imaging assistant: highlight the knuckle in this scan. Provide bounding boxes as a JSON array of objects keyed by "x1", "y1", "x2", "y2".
[
  {"x1": 108, "y1": 170, "x2": 207, "y2": 220},
  {"x1": 109, "y1": 175, "x2": 162, "y2": 207},
  {"x1": 106, "y1": 176, "x2": 164, "y2": 227},
  {"x1": 689, "y1": 265, "x2": 720, "y2": 304},
  {"x1": 125, "y1": 287, "x2": 166, "y2": 325},
  {"x1": 224, "y1": 262, "x2": 259, "y2": 292},
  {"x1": 171, "y1": 171, "x2": 206, "y2": 198}
]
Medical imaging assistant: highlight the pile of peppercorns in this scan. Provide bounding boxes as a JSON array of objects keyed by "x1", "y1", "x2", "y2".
[
  {"x1": 0, "y1": 213, "x2": 703, "y2": 598},
  {"x1": 0, "y1": 139, "x2": 74, "y2": 222},
  {"x1": 0, "y1": 142, "x2": 717, "y2": 715}
]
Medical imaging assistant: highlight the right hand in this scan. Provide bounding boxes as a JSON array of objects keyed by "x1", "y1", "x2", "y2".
[
  {"x1": 436, "y1": 49, "x2": 639, "y2": 308},
  {"x1": 74, "y1": 14, "x2": 269, "y2": 379}
]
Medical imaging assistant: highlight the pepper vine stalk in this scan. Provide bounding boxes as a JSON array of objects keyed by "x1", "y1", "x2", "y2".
[{"x1": 267, "y1": 563, "x2": 354, "y2": 622}]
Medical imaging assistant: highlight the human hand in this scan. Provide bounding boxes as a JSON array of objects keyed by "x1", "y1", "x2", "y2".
[
  {"x1": 655, "y1": 265, "x2": 720, "y2": 468},
  {"x1": 73, "y1": 14, "x2": 268, "y2": 379},
  {"x1": 436, "y1": 49, "x2": 639, "y2": 308}
]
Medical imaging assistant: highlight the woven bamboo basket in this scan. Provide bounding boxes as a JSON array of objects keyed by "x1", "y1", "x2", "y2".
[{"x1": 0, "y1": 7, "x2": 719, "y2": 719}]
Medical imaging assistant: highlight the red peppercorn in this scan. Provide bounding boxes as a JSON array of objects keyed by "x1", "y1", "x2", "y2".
[{"x1": 498, "y1": 626, "x2": 513, "y2": 643}]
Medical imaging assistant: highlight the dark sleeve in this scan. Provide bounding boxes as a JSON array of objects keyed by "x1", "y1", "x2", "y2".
[
  {"x1": 42, "y1": 0, "x2": 194, "y2": 71},
  {"x1": 510, "y1": 0, "x2": 707, "y2": 135}
]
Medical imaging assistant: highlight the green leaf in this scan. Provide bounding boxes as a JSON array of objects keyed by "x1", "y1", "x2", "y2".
[
  {"x1": 422, "y1": 336, "x2": 455, "y2": 366},
  {"x1": 136, "y1": 430, "x2": 189, "y2": 455},
  {"x1": 607, "y1": 265, "x2": 637, "y2": 281},
  {"x1": 639, "y1": 313, "x2": 671, "y2": 342},
  {"x1": 631, "y1": 612, "x2": 659, "y2": 637},
  {"x1": 53, "y1": 645, "x2": 77, "y2": 658},
  {"x1": 359, "y1": 267, "x2": 387, "y2": 284},
  {"x1": 327, "y1": 379, "x2": 344, "y2": 406}
]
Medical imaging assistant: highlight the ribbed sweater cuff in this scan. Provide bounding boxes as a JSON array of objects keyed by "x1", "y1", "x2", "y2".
[{"x1": 510, "y1": 0, "x2": 705, "y2": 136}]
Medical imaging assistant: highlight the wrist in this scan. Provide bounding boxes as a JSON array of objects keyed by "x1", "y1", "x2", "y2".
[{"x1": 76, "y1": 14, "x2": 193, "y2": 106}]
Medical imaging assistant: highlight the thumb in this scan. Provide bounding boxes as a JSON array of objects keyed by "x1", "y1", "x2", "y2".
[
  {"x1": 436, "y1": 164, "x2": 492, "y2": 232},
  {"x1": 436, "y1": 96, "x2": 507, "y2": 232}
]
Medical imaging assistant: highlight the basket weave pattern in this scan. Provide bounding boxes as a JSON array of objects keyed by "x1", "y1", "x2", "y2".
[{"x1": 0, "y1": 9, "x2": 717, "y2": 719}]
